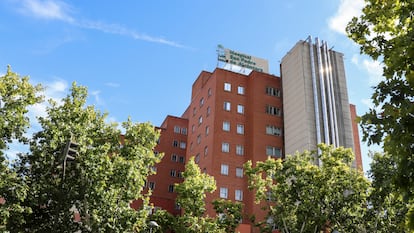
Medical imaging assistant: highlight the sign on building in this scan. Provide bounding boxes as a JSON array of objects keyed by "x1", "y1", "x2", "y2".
[{"x1": 217, "y1": 45, "x2": 269, "y2": 73}]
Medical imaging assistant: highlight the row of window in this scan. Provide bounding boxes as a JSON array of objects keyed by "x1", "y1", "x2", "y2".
[
  {"x1": 220, "y1": 164, "x2": 243, "y2": 178},
  {"x1": 172, "y1": 140, "x2": 186, "y2": 149},
  {"x1": 193, "y1": 124, "x2": 281, "y2": 139},
  {"x1": 194, "y1": 83, "x2": 279, "y2": 117},
  {"x1": 171, "y1": 154, "x2": 185, "y2": 163},
  {"x1": 220, "y1": 187, "x2": 243, "y2": 201},
  {"x1": 147, "y1": 183, "x2": 243, "y2": 201},
  {"x1": 170, "y1": 169, "x2": 183, "y2": 178},
  {"x1": 224, "y1": 82, "x2": 245, "y2": 95},
  {"x1": 173, "y1": 126, "x2": 187, "y2": 135},
  {"x1": 224, "y1": 82, "x2": 281, "y2": 98}
]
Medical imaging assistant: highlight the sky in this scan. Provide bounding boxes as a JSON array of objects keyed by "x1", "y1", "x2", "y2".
[{"x1": 0, "y1": 0, "x2": 383, "y2": 174}]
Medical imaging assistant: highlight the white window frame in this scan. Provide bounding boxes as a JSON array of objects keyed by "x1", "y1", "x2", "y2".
[
  {"x1": 168, "y1": 184, "x2": 174, "y2": 192},
  {"x1": 236, "y1": 145, "x2": 244, "y2": 156},
  {"x1": 266, "y1": 146, "x2": 282, "y2": 158},
  {"x1": 237, "y1": 104, "x2": 244, "y2": 114},
  {"x1": 222, "y1": 142, "x2": 230, "y2": 153},
  {"x1": 181, "y1": 127, "x2": 187, "y2": 135},
  {"x1": 224, "y1": 82, "x2": 231, "y2": 92},
  {"x1": 223, "y1": 121, "x2": 230, "y2": 132},
  {"x1": 236, "y1": 167, "x2": 243, "y2": 178},
  {"x1": 221, "y1": 164, "x2": 229, "y2": 175},
  {"x1": 174, "y1": 126, "x2": 180, "y2": 133},
  {"x1": 266, "y1": 125, "x2": 281, "y2": 136},
  {"x1": 224, "y1": 101, "x2": 231, "y2": 111},
  {"x1": 220, "y1": 187, "x2": 228, "y2": 199},
  {"x1": 180, "y1": 141, "x2": 186, "y2": 149},
  {"x1": 237, "y1": 86, "x2": 245, "y2": 95},
  {"x1": 236, "y1": 124, "x2": 244, "y2": 134},
  {"x1": 235, "y1": 189, "x2": 243, "y2": 201}
]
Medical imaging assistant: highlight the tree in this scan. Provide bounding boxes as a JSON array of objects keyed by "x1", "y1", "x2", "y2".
[
  {"x1": 245, "y1": 144, "x2": 370, "y2": 233},
  {"x1": 346, "y1": 1, "x2": 414, "y2": 229},
  {"x1": 212, "y1": 199, "x2": 243, "y2": 233},
  {"x1": 9, "y1": 83, "x2": 162, "y2": 232},
  {"x1": 0, "y1": 66, "x2": 43, "y2": 229},
  {"x1": 364, "y1": 152, "x2": 408, "y2": 232},
  {"x1": 174, "y1": 156, "x2": 224, "y2": 233}
]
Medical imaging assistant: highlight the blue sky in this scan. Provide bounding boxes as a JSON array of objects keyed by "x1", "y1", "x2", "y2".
[{"x1": 0, "y1": 0, "x2": 382, "y2": 174}]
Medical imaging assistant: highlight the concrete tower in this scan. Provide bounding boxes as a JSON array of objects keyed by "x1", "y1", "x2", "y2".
[{"x1": 281, "y1": 37, "x2": 359, "y2": 165}]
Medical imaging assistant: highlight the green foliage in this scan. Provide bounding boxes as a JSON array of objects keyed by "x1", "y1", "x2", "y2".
[
  {"x1": 0, "y1": 66, "x2": 42, "y2": 230},
  {"x1": 346, "y1": 0, "x2": 414, "y2": 229},
  {"x1": 245, "y1": 144, "x2": 370, "y2": 233},
  {"x1": 212, "y1": 199, "x2": 243, "y2": 233},
  {"x1": 175, "y1": 156, "x2": 216, "y2": 217},
  {"x1": 364, "y1": 152, "x2": 408, "y2": 232},
  {"x1": 174, "y1": 157, "x2": 225, "y2": 233},
  {"x1": 8, "y1": 83, "x2": 162, "y2": 232},
  {"x1": 0, "y1": 65, "x2": 43, "y2": 150}
]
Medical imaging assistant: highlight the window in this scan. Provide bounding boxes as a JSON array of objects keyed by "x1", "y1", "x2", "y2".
[
  {"x1": 266, "y1": 125, "x2": 282, "y2": 136},
  {"x1": 180, "y1": 141, "x2": 186, "y2": 149},
  {"x1": 195, "y1": 153, "x2": 200, "y2": 163},
  {"x1": 224, "y1": 82, "x2": 231, "y2": 92},
  {"x1": 223, "y1": 121, "x2": 230, "y2": 132},
  {"x1": 223, "y1": 101, "x2": 231, "y2": 111},
  {"x1": 206, "y1": 106, "x2": 211, "y2": 116},
  {"x1": 236, "y1": 124, "x2": 244, "y2": 134},
  {"x1": 170, "y1": 170, "x2": 176, "y2": 177},
  {"x1": 179, "y1": 156, "x2": 185, "y2": 163},
  {"x1": 266, "y1": 105, "x2": 281, "y2": 116},
  {"x1": 171, "y1": 154, "x2": 178, "y2": 162},
  {"x1": 198, "y1": 116, "x2": 203, "y2": 125},
  {"x1": 222, "y1": 142, "x2": 230, "y2": 153},
  {"x1": 193, "y1": 107, "x2": 196, "y2": 116},
  {"x1": 148, "y1": 182, "x2": 155, "y2": 190},
  {"x1": 205, "y1": 126, "x2": 210, "y2": 136},
  {"x1": 237, "y1": 104, "x2": 244, "y2": 114},
  {"x1": 192, "y1": 124, "x2": 195, "y2": 133},
  {"x1": 173, "y1": 140, "x2": 178, "y2": 147},
  {"x1": 220, "y1": 187, "x2": 228, "y2": 199},
  {"x1": 168, "y1": 184, "x2": 174, "y2": 193},
  {"x1": 236, "y1": 167, "x2": 243, "y2": 178},
  {"x1": 208, "y1": 88, "x2": 212, "y2": 97},
  {"x1": 181, "y1": 128, "x2": 187, "y2": 135},
  {"x1": 236, "y1": 145, "x2": 244, "y2": 156},
  {"x1": 177, "y1": 171, "x2": 183, "y2": 178},
  {"x1": 150, "y1": 166, "x2": 157, "y2": 173},
  {"x1": 204, "y1": 146, "x2": 208, "y2": 156},
  {"x1": 235, "y1": 190, "x2": 243, "y2": 201},
  {"x1": 238, "y1": 86, "x2": 245, "y2": 95},
  {"x1": 200, "y1": 97, "x2": 205, "y2": 107},
  {"x1": 266, "y1": 86, "x2": 281, "y2": 97},
  {"x1": 197, "y1": 134, "x2": 201, "y2": 144},
  {"x1": 221, "y1": 164, "x2": 229, "y2": 175},
  {"x1": 174, "y1": 126, "x2": 180, "y2": 133},
  {"x1": 266, "y1": 146, "x2": 282, "y2": 158}
]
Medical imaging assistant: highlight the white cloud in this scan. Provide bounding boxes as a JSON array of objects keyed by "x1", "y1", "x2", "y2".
[
  {"x1": 361, "y1": 98, "x2": 374, "y2": 109},
  {"x1": 16, "y1": 0, "x2": 186, "y2": 48},
  {"x1": 77, "y1": 20, "x2": 186, "y2": 48},
  {"x1": 20, "y1": 0, "x2": 74, "y2": 22},
  {"x1": 328, "y1": 0, "x2": 364, "y2": 35},
  {"x1": 362, "y1": 59, "x2": 383, "y2": 84},
  {"x1": 27, "y1": 79, "x2": 68, "y2": 127},
  {"x1": 351, "y1": 54, "x2": 384, "y2": 85}
]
